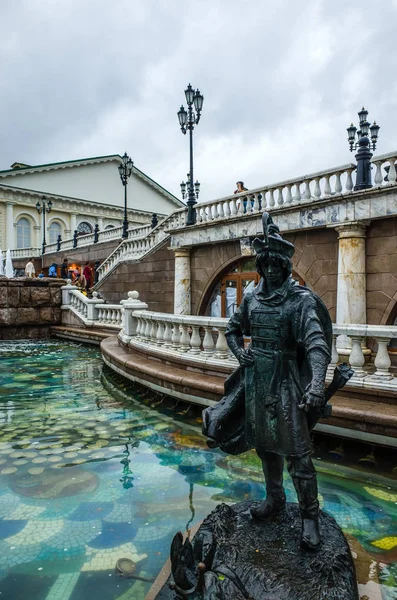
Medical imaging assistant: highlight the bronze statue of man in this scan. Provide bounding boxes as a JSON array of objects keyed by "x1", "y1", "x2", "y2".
[{"x1": 203, "y1": 213, "x2": 332, "y2": 551}]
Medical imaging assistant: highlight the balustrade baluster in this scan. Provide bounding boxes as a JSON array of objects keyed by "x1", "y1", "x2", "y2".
[
  {"x1": 324, "y1": 175, "x2": 331, "y2": 196},
  {"x1": 349, "y1": 336, "x2": 366, "y2": 377},
  {"x1": 230, "y1": 197, "x2": 238, "y2": 217},
  {"x1": 277, "y1": 187, "x2": 284, "y2": 207},
  {"x1": 237, "y1": 197, "x2": 244, "y2": 216},
  {"x1": 134, "y1": 316, "x2": 142, "y2": 338},
  {"x1": 217, "y1": 202, "x2": 225, "y2": 219},
  {"x1": 346, "y1": 169, "x2": 354, "y2": 192},
  {"x1": 143, "y1": 318, "x2": 151, "y2": 342},
  {"x1": 224, "y1": 200, "x2": 231, "y2": 219},
  {"x1": 371, "y1": 338, "x2": 393, "y2": 380},
  {"x1": 156, "y1": 321, "x2": 165, "y2": 345},
  {"x1": 334, "y1": 173, "x2": 342, "y2": 195},
  {"x1": 304, "y1": 181, "x2": 311, "y2": 201},
  {"x1": 189, "y1": 325, "x2": 201, "y2": 354},
  {"x1": 294, "y1": 183, "x2": 301, "y2": 203},
  {"x1": 388, "y1": 159, "x2": 396, "y2": 184},
  {"x1": 150, "y1": 320, "x2": 158, "y2": 344},
  {"x1": 171, "y1": 322, "x2": 181, "y2": 350},
  {"x1": 313, "y1": 178, "x2": 321, "y2": 199},
  {"x1": 285, "y1": 185, "x2": 293, "y2": 205},
  {"x1": 268, "y1": 189, "x2": 275, "y2": 208},
  {"x1": 214, "y1": 327, "x2": 228, "y2": 359},
  {"x1": 373, "y1": 161, "x2": 383, "y2": 186},
  {"x1": 202, "y1": 326, "x2": 215, "y2": 356},
  {"x1": 163, "y1": 321, "x2": 173, "y2": 347},
  {"x1": 179, "y1": 323, "x2": 191, "y2": 352},
  {"x1": 253, "y1": 194, "x2": 260, "y2": 212}
]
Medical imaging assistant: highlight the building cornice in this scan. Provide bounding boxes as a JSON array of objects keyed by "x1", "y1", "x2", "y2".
[{"x1": 0, "y1": 183, "x2": 165, "y2": 220}]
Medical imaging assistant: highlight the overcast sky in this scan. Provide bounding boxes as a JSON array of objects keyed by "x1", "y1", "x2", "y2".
[{"x1": 1, "y1": 0, "x2": 397, "y2": 202}]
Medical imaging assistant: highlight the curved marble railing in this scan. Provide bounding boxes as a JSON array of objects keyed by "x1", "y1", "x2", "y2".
[
  {"x1": 128, "y1": 310, "x2": 234, "y2": 363},
  {"x1": 120, "y1": 302, "x2": 397, "y2": 386},
  {"x1": 97, "y1": 209, "x2": 186, "y2": 283},
  {"x1": 61, "y1": 283, "x2": 397, "y2": 388}
]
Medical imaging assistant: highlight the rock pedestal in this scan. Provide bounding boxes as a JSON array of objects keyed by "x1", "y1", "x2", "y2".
[{"x1": 160, "y1": 502, "x2": 359, "y2": 600}]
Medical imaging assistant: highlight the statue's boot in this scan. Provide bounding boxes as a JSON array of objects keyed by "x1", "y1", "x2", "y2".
[
  {"x1": 293, "y1": 476, "x2": 321, "y2": 551},
  {"x1": 251, "y1": 454, "x2": 286, "y2": 521}
]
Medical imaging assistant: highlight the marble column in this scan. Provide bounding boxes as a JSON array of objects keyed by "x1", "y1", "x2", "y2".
[
  {"x1": 336, "y1": 223, "x2": 367, "y2": 352},
  {"x1": 97, "y1": 217, "x2": 103, "y2": 231},
  {"x1": 5, "y1": 202, "x2": 15, "y2": 249},
  {"x1": 70, "y1": 213, "x2": 77, "y2": 233},
  {"x1": 174, "y1": 248, "x2": 191, "y2": 315}
]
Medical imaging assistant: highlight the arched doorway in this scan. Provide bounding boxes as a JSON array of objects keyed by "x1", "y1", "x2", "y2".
[{"x1": 203, "y1": 257, "x2": 305, "y2": 318}]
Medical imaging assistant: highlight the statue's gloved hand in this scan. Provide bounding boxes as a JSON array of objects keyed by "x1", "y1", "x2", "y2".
[
  {"x1": 236, "y1": 348, "x2": 255, "y2": 367},
  {"x1": 299, "y1": 385, "x2": 325, "y2": 413}
]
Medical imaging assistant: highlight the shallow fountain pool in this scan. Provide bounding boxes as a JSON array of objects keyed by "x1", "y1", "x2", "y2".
[{"x1": 0, "y1": 340, "x2": 396, "y2": 600}]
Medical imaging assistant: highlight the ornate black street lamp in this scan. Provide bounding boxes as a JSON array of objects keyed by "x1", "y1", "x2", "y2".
[
  {"x1": 177, "y1": 84, "x2": 204, "y2": 225},
  {"x1": 118, "y1": 152, "x2": 133, "y2": 239},
  {"x1": 35, "y1": 196, "x2": 52, "y2": 254},
  {"x1": 180, "y1": 174, "x2": 200, "y2": 202},
  {"x1": 347, "y1": 107, "x2": 380, "y2": 190}
]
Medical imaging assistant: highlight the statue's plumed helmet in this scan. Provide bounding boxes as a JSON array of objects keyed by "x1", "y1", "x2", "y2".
[{"x1": 252, "y1": 213, "x2": 295, "y2": 258}]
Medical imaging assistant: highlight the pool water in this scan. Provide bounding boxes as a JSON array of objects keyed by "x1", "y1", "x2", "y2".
[{"x1": 0, "y1": 340, "x2": 396, "y2": 600}]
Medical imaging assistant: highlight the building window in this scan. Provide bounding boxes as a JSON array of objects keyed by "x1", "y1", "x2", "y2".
[
  {"x1": 77, "y1": 221, "x2": 93, "y2": 235},
  {"x1": 16, "y1": 217, "x2": 31, "y2": 249},
  {"x1": 49, "y1": 222, "x2": 61, "y2": 244}
]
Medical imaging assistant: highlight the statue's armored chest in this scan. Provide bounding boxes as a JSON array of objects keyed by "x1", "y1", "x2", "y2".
[{"x1": 250, "y1": 306, "x2": 283, "y2": 346}]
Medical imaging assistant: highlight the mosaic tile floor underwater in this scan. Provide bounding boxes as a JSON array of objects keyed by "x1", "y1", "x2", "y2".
[{"x1": 0, "y1": 340, "x2": 396, "y2": 600}]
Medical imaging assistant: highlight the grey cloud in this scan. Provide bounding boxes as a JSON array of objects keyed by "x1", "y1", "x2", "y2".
[{"x1": 1, "y1": 0, "x2": 397, "y2": 202}]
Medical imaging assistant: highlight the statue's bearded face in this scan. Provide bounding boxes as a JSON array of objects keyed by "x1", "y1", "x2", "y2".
[{"x1": 256, "y1": 252, "x2": 289, "y2": 288}]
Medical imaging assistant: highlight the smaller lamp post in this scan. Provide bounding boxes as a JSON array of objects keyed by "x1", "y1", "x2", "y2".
[
  {"x1": 35, "y1": 196, "x2": 52, "y2": 255},
  {"x1": 177, "y1": 84, "x2": 204, "y2": 225},
  {"x1": 347, "y1": 107, "x2": 380, "y2": 190},
  {"x1": 118, "y1": 152, "x2": 134, "y2": 239}
]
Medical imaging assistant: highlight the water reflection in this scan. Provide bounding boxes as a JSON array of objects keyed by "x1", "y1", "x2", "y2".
[{"x1": 0, "y1": 340, "x2": 396, "y2": 600}]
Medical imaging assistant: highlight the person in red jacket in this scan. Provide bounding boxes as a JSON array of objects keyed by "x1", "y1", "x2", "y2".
[{"x1": 83, "y1": 262, "x2": 92, "y2": 291}]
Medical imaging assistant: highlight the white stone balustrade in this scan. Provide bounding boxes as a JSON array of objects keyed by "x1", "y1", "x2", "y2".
[
  {"x1": 333, "y1": 324, "x2": 397, "y2": 386},
  {"x1": 121, "y1": 310, "x2": 237, "y2": 367},
  {"x1": 97, "y1": 210, "x2": 186, "y2": 283},
  {"x1": 10, "y1": 248, "x2": 41, "y2": 259}
]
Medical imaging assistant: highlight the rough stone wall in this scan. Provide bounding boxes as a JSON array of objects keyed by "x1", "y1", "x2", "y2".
[
  {"x1": 0, "y1": 278, "x2": 64, "y2": 339},
  {"x1": 285, "y1": 229, "x2": 338, "y2": 322},
  {"x1": 97, "y1": 242, "x2": 175, "y2": 312},
  {"x1": 367, "y1": 217, "x2": 397, "y2": 325}
]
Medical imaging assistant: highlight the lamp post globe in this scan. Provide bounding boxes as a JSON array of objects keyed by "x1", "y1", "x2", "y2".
[
  {"x1": 118, "y1": 152, "x2": 133, "y2": 239},
  {"x1": 177, "y1": 83, "x2": 204, "y2": 226}
]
